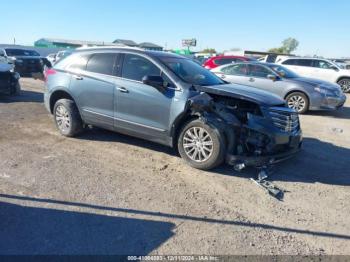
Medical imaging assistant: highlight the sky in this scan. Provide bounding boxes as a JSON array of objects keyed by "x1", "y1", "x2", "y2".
[{"x1": 1, "y1": 0, "x2": 350, "y2": 57}]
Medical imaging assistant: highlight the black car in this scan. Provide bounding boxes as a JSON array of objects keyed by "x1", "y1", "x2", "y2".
[
  {"x1": 0, "y1": 63, "x2": 20, "y2": 95},
  {"x1": 0, "y1": 48, "x2": 44, "y2": 76}
]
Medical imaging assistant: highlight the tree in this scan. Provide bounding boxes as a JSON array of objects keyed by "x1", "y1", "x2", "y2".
[
  {"x1": 201, "y1": 48, "x2": 217, "y2": 54},
  {"x1": 282, "y1": 37, "x2": 299, "y2": 54},
  {"x1": 268, "y1": 38, "x2": 299, "y2": 54},
  {"x1": 268, "y1": 47, "x2": 285, "y2": 54}
]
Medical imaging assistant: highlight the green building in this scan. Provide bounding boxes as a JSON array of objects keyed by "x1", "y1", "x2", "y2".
[{"x1": 34, "y1": 38, "x2": 117, "y2": 49}]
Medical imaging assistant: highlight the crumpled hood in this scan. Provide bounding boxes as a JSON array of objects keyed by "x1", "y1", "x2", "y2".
[
  {"x1": 289, "y1": 77, "x2": 341, "y2": 91},
  {"x1": 195, "y1": 83, "x2": 285, "y2": 106}
]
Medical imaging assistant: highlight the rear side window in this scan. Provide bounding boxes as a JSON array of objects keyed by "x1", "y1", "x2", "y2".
[
  {"x1": 67, "y1": 54, "x2": 90, "y2": 71},
  {"x1": 86, "y1": 53, "x2": 117, "y2": 75},
  {"x1": 294, "y1": 59, "x2": 313, "y2": 67},
  {"x1": 282, "y1": 59, "x2": 296, "y2": 65},
  {"x1": 221, "y1": 64, "x2": 248, "y2": 75},
  {"x1": 122, "y1": 54, "x2": 161, "y2": 81},
  {"x1": 283, "y1": 59, "x2": 313, "y2": 67}
]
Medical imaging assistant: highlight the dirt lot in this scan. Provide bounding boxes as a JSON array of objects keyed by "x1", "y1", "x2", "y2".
[{"x1": 0, "y1": 78, "x2": 349, "y2": 255}]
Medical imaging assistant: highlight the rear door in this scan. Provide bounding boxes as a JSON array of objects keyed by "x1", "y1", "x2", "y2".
[
  {"x1": 217, "y1": 64, "x2": 250, "y2": 85},
  {"x1": 282, "y1": 59, "x2": 314, "y2": 77},
  {"x1": 68, "y1": 52, "x2": 118, "y2": 129}
]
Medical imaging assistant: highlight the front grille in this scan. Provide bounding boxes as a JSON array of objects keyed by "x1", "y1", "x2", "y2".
[{"x1": 269, "y1": 108, "x2": 300, "y2": 133}]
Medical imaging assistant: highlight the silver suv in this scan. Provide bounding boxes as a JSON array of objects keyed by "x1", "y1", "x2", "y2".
[{"x1": 44, "y1": 47, "x2": 302, "y2": 170}]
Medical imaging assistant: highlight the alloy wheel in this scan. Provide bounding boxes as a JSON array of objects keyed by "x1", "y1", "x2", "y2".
[
  {"x1": 287, "y1": 95, "x2": 306, "y2": 112},
  {"x1": 183, "y1": 127, "x2": 213, "y2": 163},
  {"x1": 338, "y1": 79, "x2": 350, "y2": 92},
  {"x1": 55, "y1": 105, "x2": 71, "y2": 132}
]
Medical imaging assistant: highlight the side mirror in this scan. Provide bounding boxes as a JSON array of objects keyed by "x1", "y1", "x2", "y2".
[
  {"x1": 267, "y1": 74, "x2": 278, "y2": 81},
  {"x1": 142, "y1": 75, "x2": 167, "y2": 92}
]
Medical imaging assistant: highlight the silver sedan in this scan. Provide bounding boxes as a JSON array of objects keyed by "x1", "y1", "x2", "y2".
[{"x1": 211, "y1": 62, "x2": 346, "y2": 113}]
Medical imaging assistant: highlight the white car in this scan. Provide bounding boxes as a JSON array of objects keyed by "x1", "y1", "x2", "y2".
[
  {"x1": 46, "y1": 53, "x2": 57, "y2": 65},
  {"x1": 276, "y1": 57, "x2": 350, "y2": 92}
]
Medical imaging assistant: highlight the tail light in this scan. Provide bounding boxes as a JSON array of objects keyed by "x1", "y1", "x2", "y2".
[{"x1": 44, "y1": 68, "x2": 56, "y2": 82}]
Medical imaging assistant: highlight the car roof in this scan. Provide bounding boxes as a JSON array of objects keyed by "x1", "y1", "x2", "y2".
[
  {"x1": 74, "y1": 47, "x2": 185, "y2": 59},
  {"x1": 280, "y1": 57, "x2": 328, "y2": 61},
  {"x1": 210, "y1": 55, "x2": 247, "y2": 59}
]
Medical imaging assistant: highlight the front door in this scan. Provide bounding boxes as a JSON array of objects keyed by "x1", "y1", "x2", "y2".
[
  {"x1": 114, "y1": 53, "x2": 175, "y2": 142},
  {"x1": 245, "y1": 64, "x2": 286, "y2": 97},
  {"x1": 311, "y1": 60, "x2": 337, "y2": 82}
]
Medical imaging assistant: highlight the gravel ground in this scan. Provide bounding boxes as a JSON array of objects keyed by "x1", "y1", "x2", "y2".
[{"x1": 0, "y1": 78, "x2": 349, "y2": 255}]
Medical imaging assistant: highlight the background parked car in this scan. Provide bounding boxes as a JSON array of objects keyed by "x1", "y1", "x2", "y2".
[
  {"x1": 212, "y1": 62, "x2": 346, "y2": 113},
  {"x1": 277, "y1": 57, "x2": 350, "y2": 92},
  {"x1": 0, "y1": 62, "x2": 21, "y2": 95},
  {"x1": 203, "y1": 55, "x2": 254, "y2": 69},
  {"x1": 0, "y1": 48, "x2": 44, "y2": 76},
  {"x1": 46, "y1": 53, "x2": 57, "y2": 65},
  {"x1": 55, "y1": 50, "x2": 73, "y2": 63}
]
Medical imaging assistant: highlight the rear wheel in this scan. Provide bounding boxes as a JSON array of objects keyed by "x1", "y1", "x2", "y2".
[
  {"x1": 286, "y1": 92, "x2": 309, "y2": 114},
  {"x1": 337, "y1": 78, "x2": 350, "y2": 93},
  {"x1": 178, "y1": 119, "x2": 226, "y2": 170},
  {"x1": 53, "y1": 99, "x2": 83, "y2": 137}
]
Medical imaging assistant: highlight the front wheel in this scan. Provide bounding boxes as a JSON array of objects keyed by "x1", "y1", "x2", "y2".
[
  {"x1": 286, "y1": 92, "x2": 309, "y2": 114},
  {"x1": 178, "y1": 119, "x2": 226, "y2": 170},
  {"x1": 337, "y1": 78, "x2": 350, "y2": 93}
]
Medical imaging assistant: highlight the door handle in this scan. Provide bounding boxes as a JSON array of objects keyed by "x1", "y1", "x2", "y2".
[
  {"x1": 73, "y1": 75, "x2": 83, "y2": 80},
  {"x1": 249, "y1": 77, "x2": 255, "y2": 82},
  {"x1": 117, "y1": 87, "x2": 129, "y2": 93}
]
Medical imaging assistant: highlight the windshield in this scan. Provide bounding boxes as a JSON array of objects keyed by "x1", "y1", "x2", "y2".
[
  {"x1": 159, "y1": 56, "x2": 225, "y2": 86},
  {"x1": 267, "y1": 64, "x2": 299, "y2": 78},
  {"x1": 5, "y1": 49, "x2": 40, "y2": 57}
]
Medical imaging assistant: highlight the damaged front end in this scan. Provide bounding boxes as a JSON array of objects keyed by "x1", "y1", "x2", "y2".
[{"x1": 187, "y1": 89, "x2": 302, "y2": 169}]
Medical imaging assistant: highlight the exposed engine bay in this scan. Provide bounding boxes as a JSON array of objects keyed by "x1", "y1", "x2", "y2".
[{"x1": 187, "y1": 90, "x2": 302, "y2": 169}]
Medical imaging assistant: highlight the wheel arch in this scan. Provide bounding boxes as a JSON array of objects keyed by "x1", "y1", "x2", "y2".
[
  {"x1": 284, "y1": 89, "x2": 310, "y2": 103},
  {"x1": 171, "y1": 112, "x2": 199, "y2": 150},
  {"x1": 336, "y1": 76, "x2": 350, "y2": 83},
  {"x1": 49, "y1": 89, "x2": 76, "y2": 114}
]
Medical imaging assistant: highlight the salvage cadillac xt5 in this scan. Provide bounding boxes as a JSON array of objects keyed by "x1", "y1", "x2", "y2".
[{"x1": 44, "y1": 47, "x2": 302, "y2": 170}]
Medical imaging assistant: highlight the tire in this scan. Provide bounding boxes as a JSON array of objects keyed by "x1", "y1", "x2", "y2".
[
  {"x1": 53, "y1": 98, "x2": 84, "y2": 137},
  {"x1": 10, "y1": 82, "x2": 21, "y2": 96},
  {"x1": 337, "y1": 78, "x2": 350, "y2": 93},
  {"x1": 177, "y1": 119, "x2": 226, "y2": 170},
  {"x1": 286, "y1": 92, "x2": 309, "y2": 114}
]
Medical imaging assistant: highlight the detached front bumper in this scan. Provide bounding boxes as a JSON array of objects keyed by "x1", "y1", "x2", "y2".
[
  {"x1": 226, "y1": 142, "x2": 302, "y2": 167},
  {"x1": 225, "y1": 106, "x2": 303, "y2": 168}
]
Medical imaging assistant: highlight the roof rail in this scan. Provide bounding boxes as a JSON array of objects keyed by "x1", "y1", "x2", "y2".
[{"x1": 76, "y1": 44, "x2": 143, "y2": 51}]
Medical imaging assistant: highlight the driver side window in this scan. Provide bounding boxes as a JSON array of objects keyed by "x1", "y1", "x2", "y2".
[
  {"x1": 314, "y1": 60, "x2": 333, "y2": 69},
  {"x1": 122, "y1": 54, "x2": 161, "y2": 82},
  {"x1": 221, "y1": 64, "x2": 248, "y2": 75}
]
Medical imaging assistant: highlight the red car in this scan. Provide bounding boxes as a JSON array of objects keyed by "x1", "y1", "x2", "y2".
[{"x1": 203, "y1": 55, "x2": 253, "y2": 69}]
